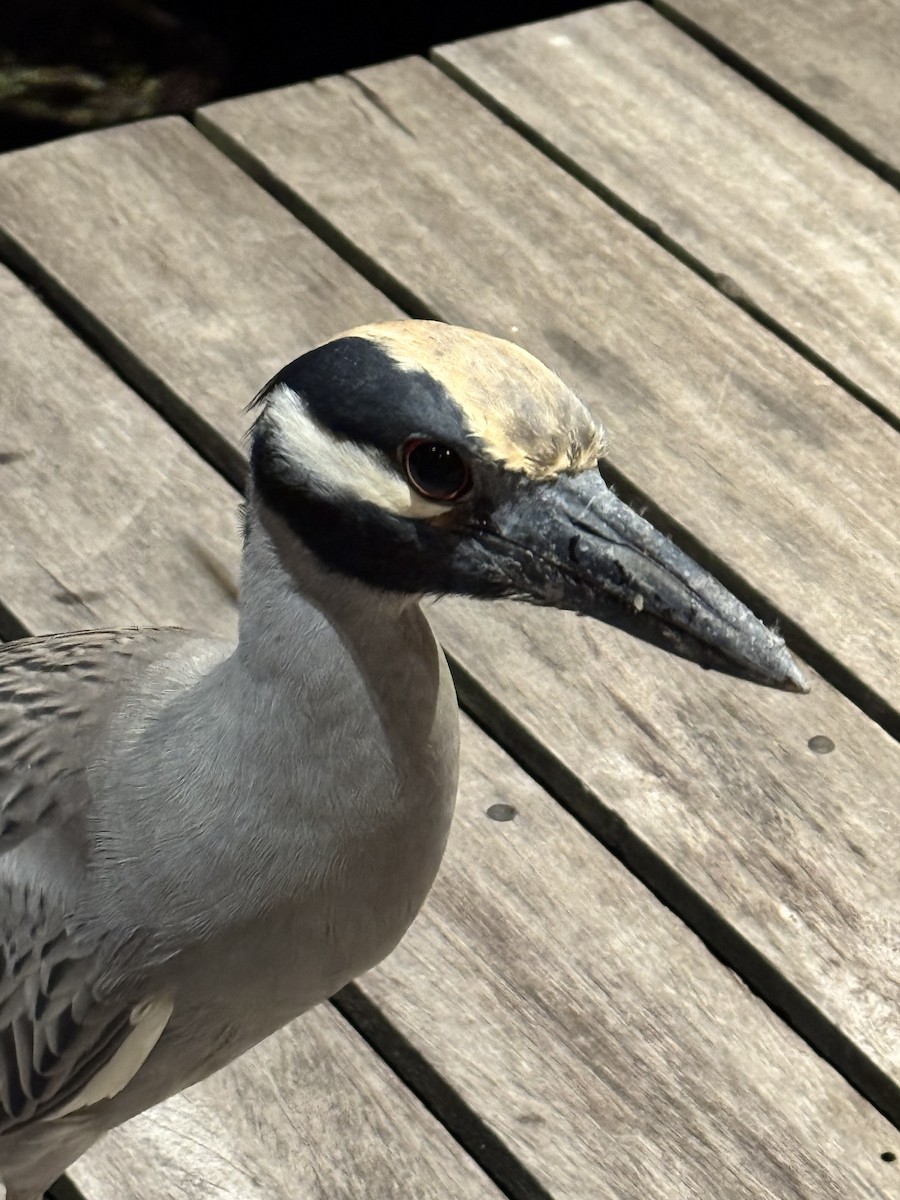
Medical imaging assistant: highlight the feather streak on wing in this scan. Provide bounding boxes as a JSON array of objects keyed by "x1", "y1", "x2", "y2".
[
  {"x1": 0, "y1": 629, "x2": 184, "y2": 1131},
  {"x1": 0, "y1": 629, "x2": 149, "y2": 852},
  {"x1": 0, "y1": 881, "x2": 171, "y2": 1131}
]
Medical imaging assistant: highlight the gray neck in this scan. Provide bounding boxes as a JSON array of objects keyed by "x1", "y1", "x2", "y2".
[
  {"x1": 87, "y1": 491, "x2": 458, "y2": 966},
  {"x1": 237, "y1": 490, "x2": 447, "y2": 759}
]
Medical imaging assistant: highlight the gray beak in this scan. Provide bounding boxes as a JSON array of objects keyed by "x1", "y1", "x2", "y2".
[{"x1": 481, "y1": 469, "x2": 808, "y2": 692}]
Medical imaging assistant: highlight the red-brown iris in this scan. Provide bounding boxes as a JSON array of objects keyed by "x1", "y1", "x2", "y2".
[{"x1": 403, "y1": 439, "x2": 472, "y2": 502}]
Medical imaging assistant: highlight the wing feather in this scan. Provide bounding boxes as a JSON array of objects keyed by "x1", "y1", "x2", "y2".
[
  {"x1": 0, "y1": 630, "x2": 151, "y2": 851},
  {"x1": 0, "y1": 628, "x2": 185, "y2": 1130},
  {"x1": 0, "y1": 879, "x2": 172, "y2": 1131}
]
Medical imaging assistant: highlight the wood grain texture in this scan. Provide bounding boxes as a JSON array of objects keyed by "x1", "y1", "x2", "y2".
[
  {"x1": 198, "y1": 60, "x2": 900, "y2": 720},
  {"x1": 0, "y1": 92, "x2": 896, "y2": 1118},
  {"x1": 0, "y1": 272, "x2": 498, "y2": 1200},
  {"x1": 70, "y1": 1006, "x2": 500, "y2": 1200},
  {"x1": 362, "y1": 721, "x2": 900, "y2": 1198},
  {"x1": 655, "y1": 0, "x2": 900, "y2": 181},
  {"x1": 2, "y1": 285, "x2": 897, "y2": 1195},
  {"x1": 0, "y1": 118, "x2": 399, "y2": 480},
  {"x1": 436, "y1": 2, "x2": 900, "y2": 425},
  {"x1": 431, "y1": 592, "x2": 900, "y2": 1099}
]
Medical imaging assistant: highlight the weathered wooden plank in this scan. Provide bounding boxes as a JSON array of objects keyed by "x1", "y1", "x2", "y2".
[
  {"x1": 0, "y1": 104, "x2": 897, "y2": 1119},
  {"x1": 4, "y1": 276, "x2": 898, "y2": 1199},
  {"x1": 197, "y1": 60, "x2": 900, "y2": 721},
  {"x1": 0, "y1": 118, "x2": 399, "y2": 482},
  {"x1": 436, "y1": 2, "x2": 900, "y2": 426},
  {"x1": 71, "y1": 1005, "x2": 501, "y2": 1200},
  {"x1": 366, "y1": 722, "x2": 900, "y2": 1198},
  {"x1": 654, "y1": 0, "x2": 900, "y2": 183},
  {"x1": 0, "y1": 268, "x2": 499, "y2": 1200},
  {"x1": 0, "y1": 263, "x2": 241, "y2": 639},
  {"x1": 433, "y1": 592, "x2": 900, "y2": 1099}
]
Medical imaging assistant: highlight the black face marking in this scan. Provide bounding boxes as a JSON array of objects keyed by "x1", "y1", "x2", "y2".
[
  {"x1": 261, "y1": 337, "x2": 471, "y2": 456},
  {"x1": 251, "y1": 429, "x2": 526, "y2": 599},
  {"x1": 249, "y1": 330, "x2": 590, "y2": 601}
]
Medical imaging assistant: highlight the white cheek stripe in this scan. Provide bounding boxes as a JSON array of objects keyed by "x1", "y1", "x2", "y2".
[{"x1": 267, "y1": 384, "x2": 452, "y2": 519}]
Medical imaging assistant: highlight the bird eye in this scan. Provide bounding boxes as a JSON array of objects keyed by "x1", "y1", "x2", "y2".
[{"x1": 403, "y1": 439, "x2": 472, "y2": 502}]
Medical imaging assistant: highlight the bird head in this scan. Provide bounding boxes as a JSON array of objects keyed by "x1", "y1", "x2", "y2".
[{"x1": 250, "y1": 320, "x2": 806, "y2": 692}]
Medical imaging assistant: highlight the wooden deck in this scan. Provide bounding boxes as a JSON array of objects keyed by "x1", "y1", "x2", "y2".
[{"x1": 0, "y1": 1, "x2": 898, "y2": 1196}]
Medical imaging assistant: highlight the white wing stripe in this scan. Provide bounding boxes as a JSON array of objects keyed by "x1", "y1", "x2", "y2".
[{"x1": 48, "y1": 995, "x2": 173, "y2": 1120}]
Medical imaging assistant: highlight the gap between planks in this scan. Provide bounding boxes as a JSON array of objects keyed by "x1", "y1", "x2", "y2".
[
  {"x1": 448, "y1": 654, "x2": 900, "y2": 1133},
  {"x1": 47, "y1": 1176, "x2": 90, "y2": 1200},
  {"x1": 651, "y1": 0, "x2": 900, "y2": 192},
  {"x1": 429, "y1": 48, "x2": 900, "y2": 440},
  {"x1": 0, "y1": 241, "x2": 246, "y2": 490},
  {"x1": 332, "y1": 985, "x2": 555, "y2": 1200}
]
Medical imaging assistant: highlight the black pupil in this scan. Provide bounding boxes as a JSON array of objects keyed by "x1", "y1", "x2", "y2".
[{"x1": 406, "y1": 442, "x2": 468, "y2": 499}]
